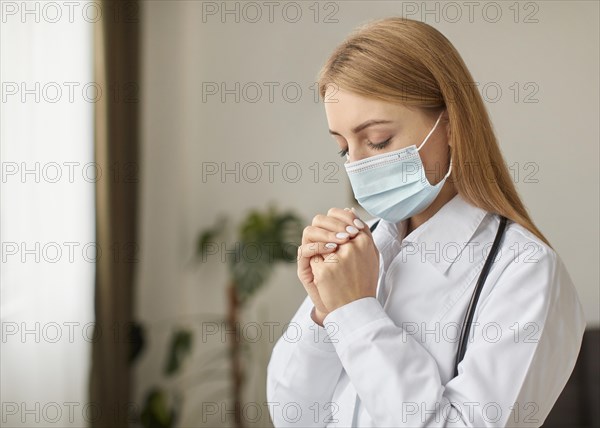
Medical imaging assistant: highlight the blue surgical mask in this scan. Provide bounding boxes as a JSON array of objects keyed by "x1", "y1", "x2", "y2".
[{"x1": 344, "y1": 110, "x2": 451, "y2": 224}]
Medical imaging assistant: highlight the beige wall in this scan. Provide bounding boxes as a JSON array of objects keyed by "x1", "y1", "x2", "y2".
[{"x1": 135, "y1": 2, "x2": 599, "y2": 426}]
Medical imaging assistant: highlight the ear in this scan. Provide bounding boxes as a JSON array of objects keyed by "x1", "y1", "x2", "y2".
[{"x1": 442, "y1": 109, "x2": 452, "y2": 144}]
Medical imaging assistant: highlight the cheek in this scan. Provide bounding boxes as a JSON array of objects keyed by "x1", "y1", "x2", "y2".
[{"x1": 421, "y1": 147, "x2": 450, "y2": 184}]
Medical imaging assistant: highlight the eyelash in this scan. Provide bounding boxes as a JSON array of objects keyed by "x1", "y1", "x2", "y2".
[
  {"x1": 338, "y1": 148, "x2": 348, "y2": 157},
  {"x1": 338, "y1": 138, "x2": 392, "y2": 158}
]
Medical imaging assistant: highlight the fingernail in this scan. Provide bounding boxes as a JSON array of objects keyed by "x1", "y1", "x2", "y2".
[
  {"x1": 344, "y1": 207, "x2": 350, "y2": 211},
  {"x1": 325, "y1": 242, "x2": 337, "y2": 249},
  {"x1": 336, "y1": 232, "x2": 349, "y2": 239},
  {"x1": 346, "y1": 225, "x2": 359, "y2": 235},
  {"x1": 353, "y1": 218, "x2": 365, "y2": 229}
]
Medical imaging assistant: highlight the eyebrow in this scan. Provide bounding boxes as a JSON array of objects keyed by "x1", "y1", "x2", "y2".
[{"x1": 328, "y1": 119, "x2": 394, "y2": 136}]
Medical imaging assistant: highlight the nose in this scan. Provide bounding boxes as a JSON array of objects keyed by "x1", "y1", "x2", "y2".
[{"x1": 345, "y1": 143, "x2": 371, "y2": 163}]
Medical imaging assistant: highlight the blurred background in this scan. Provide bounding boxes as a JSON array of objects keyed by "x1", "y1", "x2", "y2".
[{"x1": 2, "y1": 1, "x2": 599, "y2": 427}]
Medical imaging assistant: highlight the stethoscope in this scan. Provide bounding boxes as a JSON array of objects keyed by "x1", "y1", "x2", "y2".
[{"x1": 369, "y1": 214, "x2": 509, "y2": 378}]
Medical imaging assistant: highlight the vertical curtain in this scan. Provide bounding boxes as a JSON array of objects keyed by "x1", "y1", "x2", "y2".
[
  {"x1": 90, "y1": 1, "x2": 140, "y2": 426},
  {"x1": 1, "y1": 7, "x2": 95, "y2": 427}
]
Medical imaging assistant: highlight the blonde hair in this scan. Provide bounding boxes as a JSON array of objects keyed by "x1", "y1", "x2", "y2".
[{"x1": 317, "y1": 17, "x2": 552, "y2": 248}]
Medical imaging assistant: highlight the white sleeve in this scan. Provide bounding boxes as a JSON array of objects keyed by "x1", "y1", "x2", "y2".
[
  {"x1": 322, "y1": 246, "x2": 587, "y2": 427},
  {"x1": 266, "y1": 294, "x2": 344, "y2": 427}
]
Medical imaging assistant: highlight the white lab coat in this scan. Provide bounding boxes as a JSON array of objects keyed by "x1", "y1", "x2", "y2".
[{"x1": 266, "y1": 193, "x2": 587, "y2": 427}]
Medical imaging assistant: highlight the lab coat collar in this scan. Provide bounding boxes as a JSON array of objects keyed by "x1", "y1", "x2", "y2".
[{"x1": 377, "y1": 193, "x2": 490, "y2": 275}]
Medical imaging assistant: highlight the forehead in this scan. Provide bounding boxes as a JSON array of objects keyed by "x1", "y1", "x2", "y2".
[{"x1": 323, "y1": 87, "x2": 408, "y2": 130}]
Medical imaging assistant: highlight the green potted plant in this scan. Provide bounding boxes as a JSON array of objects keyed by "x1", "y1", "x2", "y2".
[{"x1": 133, "y1": 204, "x2": 304, "y2": 428}]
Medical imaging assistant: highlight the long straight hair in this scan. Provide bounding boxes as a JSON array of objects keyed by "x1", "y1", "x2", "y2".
[{"x1": 317, "y1": 17, "x2": 551, "y2": 247}]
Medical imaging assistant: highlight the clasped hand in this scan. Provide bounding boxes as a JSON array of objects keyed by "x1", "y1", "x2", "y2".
[{"x1": 297, "y1": 207, "x2": 380, "y2": 326}]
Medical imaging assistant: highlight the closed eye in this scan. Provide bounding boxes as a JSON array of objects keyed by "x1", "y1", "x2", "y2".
[
  {"x1": 367, "y1": 138, "x2": 392, "y2": 150},
  {"x1": 338, "y1": 138, "x2": 392, "y2": 158}
]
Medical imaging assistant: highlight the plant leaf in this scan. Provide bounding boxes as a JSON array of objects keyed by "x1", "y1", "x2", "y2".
[
  {"x1": 128, "y1": 321, "x2": 146, "y2": 365},
  {"x1": 139, "y1": 387, "x2": 176, "y2": 428},
  {"x1": 196, "y1": 215, "x2": 227, "y2": 261},
  {"x1": 164, "y1": 330, "x2": 193, "y2": 376},
  {"x1": 230, "y1": 205, "x2": 303, "y2": 301}
]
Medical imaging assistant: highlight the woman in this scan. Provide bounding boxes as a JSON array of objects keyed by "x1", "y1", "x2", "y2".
[{"x1": 266, "y1": 17, "x2": 586, "y2": 428}]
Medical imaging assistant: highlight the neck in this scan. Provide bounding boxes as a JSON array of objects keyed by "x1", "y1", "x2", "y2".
[{"x1": 402, "y1": 181, "x2": 458, "y2": 236}]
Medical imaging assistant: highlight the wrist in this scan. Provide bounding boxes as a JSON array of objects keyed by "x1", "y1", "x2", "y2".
[{"x1": 310, "y1": 306, "x2": 326, "y2": 327}]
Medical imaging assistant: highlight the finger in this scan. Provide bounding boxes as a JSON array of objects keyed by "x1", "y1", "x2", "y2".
[
  {"x1": 297, "y1": 241, "x2": 338, "y2": 260},
  {"x1": 298, "y1": 256, "x2": 324, "y2": 301},
  {"x1": 301, "y1": 224, "x2": 352, "y2": 246},
  {"x1": 327, "y1": 207, "x2": 367, "y2": 232},
  {"x1": 333, "y1": 207, "x2": 374, "y2": 249},
  {"x1": 309, "y1": 254, "x2": 328, "y2": 274},
  {"x1": 349, "y1": 207, "x2": 373, "y2": 238},
  {"x1": 346, "y1": 209, "x2": 379, "y2": 259},
  {"x1": 297, "y1": 247, "x2": 314, "y2": 284},
  {"x1": 297, "y1": 248, "x2": 326, "y2": 286},
  {"x1": 312, "y1": 214, "x2": 360, "y2": 240}
]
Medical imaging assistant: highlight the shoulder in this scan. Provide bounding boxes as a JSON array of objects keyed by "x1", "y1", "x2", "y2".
[
  {"x1": 487, "y1": 216, "x2": 561, "y2": 297},
  {"x1": 500, "y1": 218, "x2": 557, "y2": 271},
  {"x1": 471, "y1": 214, "x2": 559, "y2": 288},
  {"x1": 479, "y1": 215, "x2": 586, "y2": 332}
]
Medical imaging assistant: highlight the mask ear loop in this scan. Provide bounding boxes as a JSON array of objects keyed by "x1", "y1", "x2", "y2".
[
  {"x1": 444, "y1": 149, "x2": 453, "y2": 179},
  {"x1": 416, "y1": 110, "x2": 445, "y2": 152},
  {"x1": 417, "y1": 110, "x2": 452, "y2": 181}
]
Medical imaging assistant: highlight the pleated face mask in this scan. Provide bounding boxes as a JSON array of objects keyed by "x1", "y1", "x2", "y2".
[{"x1": 344, "y1": 110, "x2": 451, "y2": 224}]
